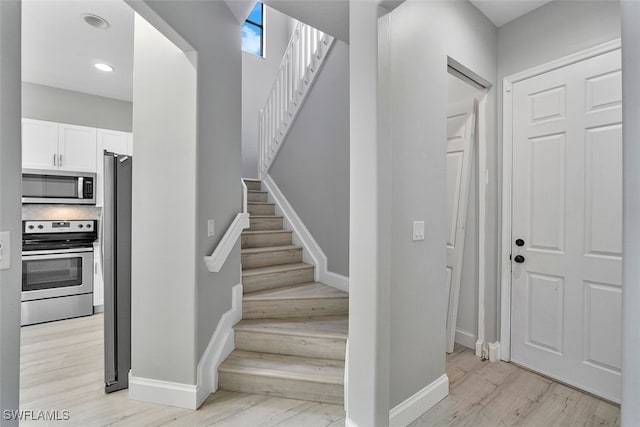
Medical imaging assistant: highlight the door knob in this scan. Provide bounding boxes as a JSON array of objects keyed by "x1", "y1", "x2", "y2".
[
  {"x1": 515, "y1": 239, "x2": 525, "y2": 247},
  {"x1": 514, "y1": 255, "x2": 525, "y2": 263}
]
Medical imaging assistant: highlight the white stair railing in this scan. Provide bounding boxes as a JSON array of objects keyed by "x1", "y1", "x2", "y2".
[
  {"x1": 203, "y1": 179, "x2": 249, "y2": 273},
  {"x1": 258, "y1": 21, "x2": 335, "y2": 178}
]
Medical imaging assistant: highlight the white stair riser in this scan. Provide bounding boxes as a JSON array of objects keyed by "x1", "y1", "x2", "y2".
[
  {"x1": 248, "y1": 203, "x2": 275, "y2": 216},
  {"x1": 218, "y1": 372, "x2": 343, "y2": 405},
  {"x1": 244, "y1": 181, "x2": 262, "y2": 191},
  {"x1": 242, "y1": 266, "x2": 314, "y2": 293},
  {"x1": 242, "y1": 248, "x2": 302, "y2": 269},
  {"x1": 247, "y1": 192, "x2": 268, "y2": 202},
  {"x1": 248, "y1": 217, "x2": 283, "y2": 231},
  {"x1": 241, "y1": 231, "x2": 292, "y2": 249},
  {"x1": 243, "y1": 298, "x2": 348, "y2": 319},
  {"x1": 235, "y1": 330, "x2": 346, "y2": 360}
]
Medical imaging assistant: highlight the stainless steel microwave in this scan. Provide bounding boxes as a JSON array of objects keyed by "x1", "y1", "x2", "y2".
[{"x1": 22, "y1": 169, "x2": 96, "y2": 205}]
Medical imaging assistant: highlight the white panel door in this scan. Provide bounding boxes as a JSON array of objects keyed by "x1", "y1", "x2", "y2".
[
  {"x1": 445, "y1": 99, "x2": 476, "y2": 353},
  {"x1": 511, "y1": 49, "x2": 622, "y2": 402},
  {"x1": 58, "y1": 124, "x2": 97, "y2": 172},
  {"x1": 22, "y1": 119, "x2": 59, "y2": 170}
]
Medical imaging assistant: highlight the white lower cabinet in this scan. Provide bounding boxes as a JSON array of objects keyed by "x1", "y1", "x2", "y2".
[{"x1": 93, "y1": 242, "x2": 104, "y2": 308}]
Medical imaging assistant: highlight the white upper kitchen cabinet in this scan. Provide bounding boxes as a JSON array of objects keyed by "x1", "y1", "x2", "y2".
[
  {"x1": 22, "y1": 119, "x2": 98, "y2": 173},
  {"x1": 98, "y1": 128, "x2": 129, "y2": 155},
  {"x1": 22, "y1": 118, "x2": 59, "y2": 170},
  {"x1": 126, "y1": 132, "x2": 133, "y2": 156},
  {"x1": 58, "y1": 123, "x2": 97, "y2": 172}
]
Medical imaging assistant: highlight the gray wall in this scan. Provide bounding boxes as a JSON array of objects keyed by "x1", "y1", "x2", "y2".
[
  {"x1": 22, "y1": 82, "x2": 132, "y2": 132},
  {"x1": 0, "y1": 1, "x2": 22, "y2": 422},
  {"x1": 128, "y1": 0, "x2": 242, "y2": 386},
  {"x1": 242, "y1": 6, "x2": 292, "y2": 178},
  {"x1": 270, "y1": 41, "x2": 350, "y2": 277},
  {"x1": 264, "y1": 0, "x2": 348, "y2": 42},
  {"x1": 130, "y1": 1, "x2": 243, "y2": 366},
  {"x1": 494, "y1": 0, "x2": 621, "y2": 342},
  {"x1": 130, "y1": 14, "x2": 197, "y2": 385},
  {"x1": 621, "y1": 1, "x2": 640, "y2": 423},
  {"x1": 385, "y1": 0, "x2": 497, "y2": 407}
]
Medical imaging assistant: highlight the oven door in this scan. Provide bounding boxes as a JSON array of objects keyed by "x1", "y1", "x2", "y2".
[{"x1": 22, "y1": 249, "x2": 93, "y2": 301}]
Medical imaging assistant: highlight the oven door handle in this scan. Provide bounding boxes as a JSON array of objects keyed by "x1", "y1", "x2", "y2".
[{"x1": 22, "y1": 248, "x2": 93, "y2": 257}]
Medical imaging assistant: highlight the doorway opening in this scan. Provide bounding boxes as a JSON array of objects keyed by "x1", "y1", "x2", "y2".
[{"x1": 445, "y1": 61, "x2": 490, "y2": 358}]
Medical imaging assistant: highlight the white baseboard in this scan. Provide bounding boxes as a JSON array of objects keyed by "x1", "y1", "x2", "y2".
[
  {"x1": 262, "y1": 174, "x2": 349, "y2": 293},
  {"x1": 128, "y1": 284, "x2": 242, "y2": 410},
  {"x1": 196, "y1": 283, "x2": 243, "y2": 407},
  {"x1": 389, "y1": 374, "x2": 449, "y2": 427},
  {"x1": 455, "y1": 328, "x2": 477, "y2": 350},
  {"x1": 129, "y1": 372, "x2": 199, "y2": 410}
]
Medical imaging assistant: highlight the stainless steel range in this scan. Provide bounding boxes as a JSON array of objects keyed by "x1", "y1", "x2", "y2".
[{"x1": 21, "y1": 220, "x2": 97, "y2": 326}]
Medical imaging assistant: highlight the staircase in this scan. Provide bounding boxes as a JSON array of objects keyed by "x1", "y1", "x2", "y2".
[{"x1": 218, "y1": 179, "x2": 348, "y2": 405}]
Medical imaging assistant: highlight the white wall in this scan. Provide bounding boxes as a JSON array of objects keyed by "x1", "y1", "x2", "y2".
[
  {"x1": 130, "y1": 14, "x2": 197, "y2": 385},
  {"x1": 346, "y1": 2, "x2": 391, "y2": 425},
  {"x1": 0, "y1": 1, "x2": 22, "y2": 422},
  {"x1": 264, "y1": 0, "x2": 348, "y2": 42},
  {"x1": 242, "y1": 6, "x2": 293, "y2": 178},
  {"x1": 621, "y1": 1, "x2": 640, "y2": 424},
  {"x1": 495, "y1": 0, "x2": 621, "y2": 344},
  {"x1": 448, "y1": 73, "x2": 484, "y2": 349},
  {"x1": 270, "y1": 41, "x2": 350, "y2": 277},
  {"x1": 385, "y1": 0, "x2": 497, "y2": 408},
  {"x1": 22, "y1": 82, "x2": 133, "y2": 132}
]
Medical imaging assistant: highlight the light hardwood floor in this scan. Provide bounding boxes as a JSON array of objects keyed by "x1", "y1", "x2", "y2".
[
  {"x1": 20, "y1": 314, "x2": 620, "y2": 426},
  {"x1": 411, "y1": 345, "x2": 621, "y2": 427},
  {"x1": 19, "y1": 314, "x2": 345, "y2": 427}
]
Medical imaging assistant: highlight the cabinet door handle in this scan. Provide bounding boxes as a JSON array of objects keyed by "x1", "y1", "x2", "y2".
[
  {"x1": 53, "y1": 154, "x2": 57, "y2": 166},
  {"x1": 95, "y1": 261, "x2": 98, "y2": 275},
  {"x1": 59, "y1": 154, "x2": 63, "y2": 167}
]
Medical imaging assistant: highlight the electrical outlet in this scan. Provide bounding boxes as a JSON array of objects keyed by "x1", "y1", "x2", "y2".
[
  {"x1": 412, "y1": 221, "x2": 425, "y2": 241},
  {"x1": 207, "y1": 219, "x2": 215, "y2": 237},
  {"x1": 0, "y1": 231, "x2": 10, "y2": 270}
]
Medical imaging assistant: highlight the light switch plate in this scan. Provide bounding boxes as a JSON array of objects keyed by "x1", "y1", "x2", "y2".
[
  {"x1": 412, "y1": 221, "x2": 425, "y2": 241},
  {"x1": 207, "y1": 219, "x2": 215, "y2": 237},
  {"x1": 0, "y1": 231, "x2": 10, "y2": 270}
]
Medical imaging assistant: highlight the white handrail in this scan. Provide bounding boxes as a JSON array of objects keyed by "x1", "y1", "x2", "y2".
[
  {"x1": 258, "y1": 22, "x2": 335, "y2": 178},
  {"x1": 241, "y1": 179, "x2": 248, "y2": 214},
  {"x1": 204, "y1": 213, "x2": 249, "y2": 272},
  {"x1": 204, "y1": 179, "x2": 250, "y2": 273}
]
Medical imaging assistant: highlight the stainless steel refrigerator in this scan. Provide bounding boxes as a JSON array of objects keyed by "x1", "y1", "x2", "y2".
[{"x1": 103, "y1": 151, "x2": 132, "y2": 393}]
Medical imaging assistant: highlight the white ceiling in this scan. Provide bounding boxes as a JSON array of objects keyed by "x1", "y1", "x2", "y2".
[
  {"x1": 22, "y1": 0, "x2": 134, "y2": 102},
  {"x1": 469, "y1": 0, "x2": 554, "y2": 27}
]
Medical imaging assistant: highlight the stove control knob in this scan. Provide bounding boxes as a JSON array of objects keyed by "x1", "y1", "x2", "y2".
[
  {"x1": 86, "y1": 224, "x2": 92, "y2": 229},
  {"x1": 78, "y1": 224, "x2": 84, "y2": 229},
  {"x1": 28, "y1": 225, "x2": 34, "y2": 230},
  {"x1": 37, "y1": 225, "x2": 43, "y2": 230}
]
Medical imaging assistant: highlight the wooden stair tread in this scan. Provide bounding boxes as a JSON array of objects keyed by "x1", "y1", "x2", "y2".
[
  {"x1": 235, "y1": 316, "x2": 348, "y2": 339},
  {"x1": 241, "y1": 245, "x2": 301, "y2": 255},
  {"x1": 244, "y1": 282, "x2": 347, "y2": 301},
  {"x1": 242, "y1": 262, "x2": 313, "y2": 277},
  {"x1": 242, "y1": 230, "x2": 291, "y2": 235},
  {"x1": 219, "y1": 350, "x2": 344, "y2": 384},
  {"x1": 243, "y1": 179, "x2": 261, "y2": 182},
  {"x1": 250, "y1": 215, "x2": 282, "y2": 219},
  {"x1": 247, "y1": 202, "x2": 274, "y2": 205},
  {"x1": 247, "y1": 190, "x2": 267, "y2": 194}
]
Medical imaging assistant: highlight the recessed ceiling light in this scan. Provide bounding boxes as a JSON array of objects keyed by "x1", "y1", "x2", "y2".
[
  {"x1": 83, "y1": 14, "x2": 110, "y2": 30},
  {"x1": 94, "y1": 63, "x2": 114, "y2": 72}
]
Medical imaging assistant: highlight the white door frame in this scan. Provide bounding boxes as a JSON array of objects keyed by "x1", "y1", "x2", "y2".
[
  {"x1": 499, "y1": 38, "x2": 622, "y2": 362},
  {"x1": 447, "y1": 57, "x2": 492, "y2": 357}
]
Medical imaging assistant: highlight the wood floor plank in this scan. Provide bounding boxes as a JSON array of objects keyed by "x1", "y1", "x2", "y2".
[{"x1": 20, "y1": 313, "x2": 620, "y2": 427}]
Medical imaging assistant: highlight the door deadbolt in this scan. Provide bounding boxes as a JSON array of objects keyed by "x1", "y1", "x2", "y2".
[{"x1": 515, "y1": 239, "x2": 525, "y2": 247}]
